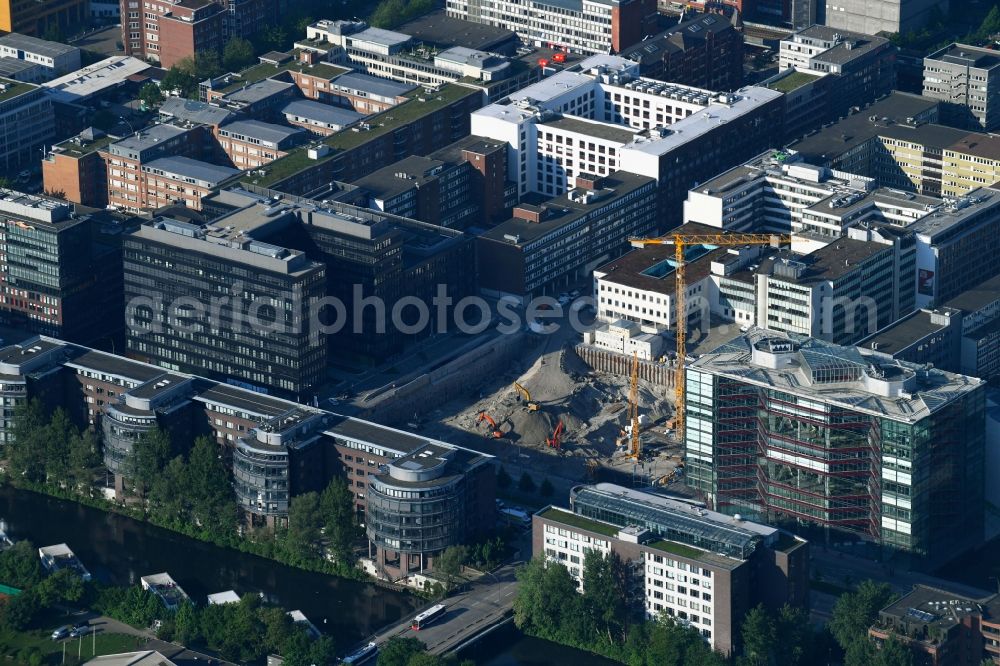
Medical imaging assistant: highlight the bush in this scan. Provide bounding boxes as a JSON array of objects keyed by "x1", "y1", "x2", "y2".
[{"x1": 518, "y1": 472, "x2": 536, "y2": 493}]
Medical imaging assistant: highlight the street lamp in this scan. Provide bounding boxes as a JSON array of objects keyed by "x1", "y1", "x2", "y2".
[{"x1": 118, "y1": 116, "x2": 136, "y2": 137}]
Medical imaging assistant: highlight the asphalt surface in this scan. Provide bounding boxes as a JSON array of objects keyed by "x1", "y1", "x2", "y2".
[{"x1": 365, "y1": 561, "x2": 522, "y2": 656}]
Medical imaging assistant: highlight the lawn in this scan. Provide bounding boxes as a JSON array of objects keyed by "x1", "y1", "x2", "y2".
[
  {"x1": 646, "y1": 539, "x2": 706, "y2": 560},
  {"x1": 538, "y1": 507, "x2": 620, "y2": 537},
  {"x1": 767, "y1": 70, "x2": 821, "y2": 93},
  {"x1": 0, "y1": 627, "x2": 146, "y2": 665}
]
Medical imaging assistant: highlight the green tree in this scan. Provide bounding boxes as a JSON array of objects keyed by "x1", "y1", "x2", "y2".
[
  {"x1": 138, "y1": 82, "x2": 164, "y2": 109},
  {"x1": 518, "y1": 472, "x2": 535, "y2": 493},
  {"x1": 582, "y1": 550, "x2": 627, "y2": 644},
  {"x1": 186, "y1": 435, "x2": 237, "y2": 535},
  {"x1": 149, "y1": 455, "x2": 188, "y2": 524},
  {"x1": 740, "y1": 604, "x2": 777, "y2": 666},
  {"x1": 124, "y1": 427, "x2": 173, "y2": 501},
  {"x1": 436, "y1": 545, "x2": 467, "y2": 589},
  {"x1": 0, "y1": 541, "x2": 43, "y2": 589},
  {"x1": 174, "y1": 600, "x2": 200, "y2": 645},
  {"x1": 320, "y1": 476, "x2": 358, "y2": 564},
  {"x1": 162, "y1": 63, "x2": 197, "y2": 98},
  {"x1": 873, "y1": 636, "x2": 914, "y2": 666},
  {"x1": 44, "y1": 407, "x2": 75, "y2": 483},
  {"x1": 223, "y1": 37, "x2": 256, "y2": 71},
  {"x1": 68, "y1": 428, "x2": 101, "y2": 493},
  {"x1": 977, "y1": 5, "x2": 1000, "y2": 40},
  {"x1": 195, "y1": 50, "x2": 224, "y2": 80},
  {"x1": 8, "y1": 398, "x2": 48, "y2": 482},
  {"x1": 496, "y1": 467, "x2": 512, "y2": 489},
  {"x1": 377, "y1": 636, "x2": 426, "y2": 666},
  {"x1": 513, "y1": 557, "x2": 585, "y2": 644},
  {"x1": 830, "y1": 580, "x2": 895, "y2": 651},
  {"x1": 284, "y1": 633, "x2": 338, "y2": 666},
  {"x1": 286, "y1": 491, "x2": 323, "y2": 560}
]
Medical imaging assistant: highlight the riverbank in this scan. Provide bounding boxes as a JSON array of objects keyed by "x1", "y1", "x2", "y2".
[
  {"x1": 2, "y1": 478, "x2": 375, "y2": 585},
  {"x1": 0, "y1": 485, "x2": 422, "y2": 646}
]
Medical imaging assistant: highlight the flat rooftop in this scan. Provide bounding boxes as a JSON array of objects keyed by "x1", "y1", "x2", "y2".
[
  {"x1": 943, "y1": 273, "x2": 1000, "y2": 313},
  {"x1": 927, "y1": 43, "x2": 1000, "y2": 69},
  {"x1": 213, "y1": 57, "x2": 349, "y2": 95},
  {"x1": 351, "y1": 154, "x2": 448, "y2": 200},
  {"x1": 218, "y1": 119, "x2": 305, "y2": 145},
  {"x1": 789, "y1": 92, "x2": 940, "y2": 163},
  {"x1": 0, "y1": 32, "x2": 79, "y2": 59},
  {"x1": 692, "y1": 328, "x2": 984, "y2": 423},
  {"x1": 907, "y1": 186, "x2": 1000, "y2": 240},
  {"x1": 861, "y1": 309, "x2": 954, "y2": 356},
  {"x1": 948, "y1": 132, "x2": 1000, "y2": 161},
  {"x1": 142, "y1": 156, "x2": 241, "y2": 186},
  {"x1": 876, "y1": 584, "x2": 1000, "y2": 635},
  {"x1": 395, "y1": 8, "x2": 518, "y2": 51},
  {"x1": 65, "y1": 349, "x2": 167, "y2": 384},
  {"x1": 42, "y1": 56, "x2": 150, "y2": 103},
  {"x1": 330, "y1": 71, "x2": 416, "y2": 98},
  {"x1": 541, "y1": 115, "x2": 637, "y2": 143},
  {"x1": 282, "y1": 99, "x2": 366, "y2": 127},
  {"x1": 761, "y1": 238, "x2": 889, "y2": 283},
  {"x1": 0, "y1": 77, "x2": 37, "y2": 103},
  {"x1": 481, "y1": 171, "x2": 656, "y2": 246},
  {"x1": 194, "y1": 382, "x2": 293, "y2": 418}
]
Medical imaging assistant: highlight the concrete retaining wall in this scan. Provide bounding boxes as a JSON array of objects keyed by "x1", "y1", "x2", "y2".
[
  {"x1": 359, "y1": 332, "x2": 528, "y2": 425},
  {"x1": 574, "y1": 344, "x2": 676, "y2": 387}
]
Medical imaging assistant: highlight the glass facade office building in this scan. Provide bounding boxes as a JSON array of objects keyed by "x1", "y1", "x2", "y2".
[{"x1": 685, "y1": 330, "x2": 986, "y2": 568}]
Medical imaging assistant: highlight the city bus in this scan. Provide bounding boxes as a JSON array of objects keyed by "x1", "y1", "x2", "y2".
[{"x1": 411, "y1": 604, "x2": 447, "y2": 630}]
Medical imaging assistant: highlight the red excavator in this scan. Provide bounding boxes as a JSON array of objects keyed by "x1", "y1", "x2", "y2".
[
  {"x1": 546, "y1": 420, "x2": 564, "y2": 451},
  {"x1": 476, "y1": 411, "x2": 504, "y2": 439}
]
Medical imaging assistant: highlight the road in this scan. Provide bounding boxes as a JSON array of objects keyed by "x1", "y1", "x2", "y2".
[{"x1": 363, "y1": 562, "x2": 521, "y2": 656}]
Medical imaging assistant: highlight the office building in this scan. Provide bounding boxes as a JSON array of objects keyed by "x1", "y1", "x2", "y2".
[
  {"x1": 347, "y1": 135, "x2": 511, "y2": 229},
  {"x1": 0, "y1": 33, "x2": 82, "y2": 79},
  {"x1": 158, "y1": 98, "x2": 236, "y2": 128},
  {"x1": 446, "y1": 0, "x2": 656, "y2": 55},
  {"x1": 319, "y1": 71, "x2": 416, "y2": 115},
  {"x1": 924, "y1": 43, "x2": 1000, "y2": 131},
  {"x1": 477, "y1": 171, "x2": 657, "y2": 298},
  {"x1": 123, "y1": 214, "x2": 327, "y2": 397},
  {"x1": 295, "y1": 20, "x2": 528, "y2": 100},
  {"x1": 367, "y1": 442, "x2": 496, "y2": 579},
  {"x1": 822, "y1": 0, "x2": 945, "y2": 37},
  {"x1": 0, "y1": 0, "x2": 88, "y2": 36},
  {"x1": 0, "y1": 191, "x2": 126, "y2": 345},
  {"x1": 0, "y1": 78, "x2": 53, "y2": 175},
  {"x1": 685, "y1": 329, "x2": 985, "y2": 568},
  {"x1": 869, "y1": 585, "x2": 1000, "y2": 665},
  {"x1": 471, "y1": 54, "x2": 782, "y2": 220},
  {"x1": 534, "y1": 483, "x2": 809, "y2": 655},
  {"x1": 619, "y1": 14, "x2": 743, "y2": 92},
  {"x1": 122, "y1": 0, "x2": 225, "y2": 69},
  {"x1": 215, "y1": 120, "x2": 307, "y2": 170},
  {"x1": 0, "y1": 332, "x2": 496, "y2": 552},
  {"x1": 774, "y1": 26, "x2": 896, "y2": 141},
  {"x1": 866, "y1": 273, "x2": 1000, "y2": 384}
]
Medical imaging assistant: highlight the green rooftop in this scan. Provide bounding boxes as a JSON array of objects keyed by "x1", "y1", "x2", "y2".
[
  {"x1": 242, "y1": 83, "x2": 478, "y2": 187},
  {"x1": 0, "y1": 78, "x2": 37, "y2": 104},
  {"x1": 49, "y1": 132, "x2": 116, "y2": 159},
  {"x1": 214, "y1": 56, "x2": 350, "y2": 95},
  {"x1": 772, "y1": 532, "x2": 804, "y2": 553},
  {"x1": 647, "y1": 539, "x2": 706, "y2": 560},
  {"x1": 538, "y1": 507, "x2": 620, "y2": 537},
  {"x1": 767, "y1": 70, "x2": 822, "y2": 93}
]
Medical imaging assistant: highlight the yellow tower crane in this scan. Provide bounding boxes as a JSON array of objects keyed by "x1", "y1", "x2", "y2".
[
  {"x1": 629, "y1": 233, "x2": 790, "y2": 443},
  {"x1": 628, "y1": 351, "x2": 640, "y2": 461}
]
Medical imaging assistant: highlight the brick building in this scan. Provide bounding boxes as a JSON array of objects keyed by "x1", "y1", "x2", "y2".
[{"x1": 121, "y1": 0, "x2": 224, "y2": 68}]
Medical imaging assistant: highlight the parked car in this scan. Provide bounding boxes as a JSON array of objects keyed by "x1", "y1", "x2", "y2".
[
  {"x1": 70, "y1": 623, "x2": 90, "y2": 638},
  {"x1": 51, "y1": 626, "x2": 71, "y2": 640}
]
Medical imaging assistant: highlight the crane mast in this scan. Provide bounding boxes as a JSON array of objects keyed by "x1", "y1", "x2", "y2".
[{"x1": 629, "y1": 233, "x2": 790, "y2": 445}]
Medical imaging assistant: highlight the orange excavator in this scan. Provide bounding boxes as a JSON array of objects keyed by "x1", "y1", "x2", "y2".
[
  {"x1": 546, "y1": 420, "x2": 564, "y2": 451},
  {"x1": 477, "y1": 411, "x2": 504, "y2": 439}
]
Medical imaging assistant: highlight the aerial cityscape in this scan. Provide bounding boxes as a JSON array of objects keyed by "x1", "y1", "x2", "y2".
[{"x1": 0, "y1": 0, "x2": 997, "y2": 664}]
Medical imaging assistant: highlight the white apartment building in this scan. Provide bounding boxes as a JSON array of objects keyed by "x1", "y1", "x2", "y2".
[
  {"x1": 586, "y1": 319, "x2": 665, "y2": 360},
  {"x1": 471, "y1": 55, "x2": 783, "y2": 199}
]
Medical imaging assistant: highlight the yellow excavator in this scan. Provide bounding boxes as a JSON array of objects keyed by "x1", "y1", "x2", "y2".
[{"x1": 512, "y1": 382, "x2": 540, "y2": 411}]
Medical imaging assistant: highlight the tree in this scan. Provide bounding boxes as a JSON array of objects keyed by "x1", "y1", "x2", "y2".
[
  {"x1": 174, "y1": 601, "x2": 200, "y2": 645},
  {"x1": 68, "y1": 428, "x2": 101, "y2": 492},
  {"x1": 774, "y1": 603, "x2": 810, "y2": 666},
  {"x1": 496, "y1": 467, "x2": 512, "y2": 489},
  {"x1": 830, "y1": 580, "x2": 896, "y2": 651},
  {"x1": 512, "y1": 557, "x2": 585, "y2": 644},
  {"x1": 873, "y1": 636, "x2": 914, "y2": 666},
  {"x1": 740, "y1": 604, "x2": 777, "y2": 666},
  {"x1": 44, "y1": 407, "x2": 75, "y2": 483},
  {"x1": 977, "y1": 5, "x2": 1000, "y2": 40},
  {"x1": 8, "y1": 398, "x2": 48, "y2": 482},
  {"x1": 186, "y1": 436, "x2": 237, "y2": 534},
  {"x1": 139, "y1": 82, "x2": 164, "y2": 109},
  {"x1": 195, "y1": 50, "x2": 224, "y2": 80},
  {"x1": 0, "y1": 541, "x2": 43, "y2": 589},
  {"x1": 518, "y1": 472, "x2": 535, "y2": 493},
  {"x1": 539, "y1": 478, "x2": 554, "y2": 497},
  {"x1": 284, "y1": 634, "x2": 337, "y2": 666},
  {"x1": 223, "y1": 37, "x2": 256, "y2": 72},
  {"x1": 582, "y1": 550, "x2": 627, "y2": 644},
  {"x1": 162, "y1": 63, "x2": 197, "y2": 98},
  {"x1": 125, "y1": 427, "x2": 173, "y2": 500},
  {"x1": 286, "y1": 491, "x2": 323, "y2": 560},
  {"x1": 377, "y1": 636, "x2": 426, "y2": 666},
  {"x1": 320, "y1": 476, "x2": 358, "y2": 564},
  {"x1": 436, "y1": 545, "x2": 467, "y2": 589}
]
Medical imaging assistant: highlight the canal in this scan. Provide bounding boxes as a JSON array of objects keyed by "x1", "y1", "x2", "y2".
[{"x1": 3, "y1": 486, "x2": 616, "y2": 664}]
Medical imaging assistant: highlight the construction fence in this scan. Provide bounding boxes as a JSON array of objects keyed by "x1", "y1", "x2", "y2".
[{"x1": 574, "y1": 344, "x2": 676, "y2": 388}]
